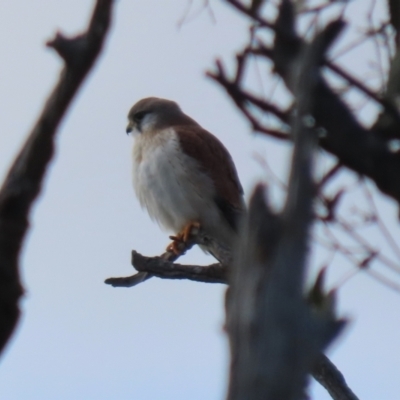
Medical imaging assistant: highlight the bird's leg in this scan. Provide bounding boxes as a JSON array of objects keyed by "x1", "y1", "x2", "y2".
[
  {"x1": 166, "y1": 221, "x2": 201, "y2": 255},
  {"x1": 182, "y1": 221, "x2": 200, "y2": 242}
]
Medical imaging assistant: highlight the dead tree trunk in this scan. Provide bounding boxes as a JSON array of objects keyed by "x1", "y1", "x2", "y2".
[{"x1": 225, "y1": 20, "x2": 346, "y2": 400}]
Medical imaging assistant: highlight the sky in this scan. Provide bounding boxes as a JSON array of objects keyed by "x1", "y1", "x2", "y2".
[{"x1": 0, "y1": 1, "x2": 399, "y2": 399}]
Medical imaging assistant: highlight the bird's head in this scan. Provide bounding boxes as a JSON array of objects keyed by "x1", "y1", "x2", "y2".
[{"x1": 126, "y1": 97, "x2": 198, "y2": 136}]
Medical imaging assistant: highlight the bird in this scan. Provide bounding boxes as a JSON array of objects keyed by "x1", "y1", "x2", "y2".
[{"x1": 126, "y1": 97, "x2": 244, "y2": 258}]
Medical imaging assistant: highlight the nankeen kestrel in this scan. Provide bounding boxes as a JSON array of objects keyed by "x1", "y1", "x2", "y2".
[{"x1": 126, "y1": 97, "x2": 244, "y2": 256}]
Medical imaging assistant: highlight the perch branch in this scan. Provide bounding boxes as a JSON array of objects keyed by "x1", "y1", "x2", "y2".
[
  {"x1": 131, "y1": 251, "x2": 226, "y2": 284},
  {"x1": 0, "y1": 0, "x2": 114, "y2": 355},
  {"x1": 105, "y1": 227, "x2": 232, "y2": 287},
  {"x1": 220, "y1": 0, "x2": 400, "y2": 205}
]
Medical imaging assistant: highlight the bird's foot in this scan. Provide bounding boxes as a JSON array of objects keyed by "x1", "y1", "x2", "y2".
[
  {"x1": 181, "y1": 221, "x2": 201, "y2": 242},
  {"x1": 166, "y1": 221, "x2": 201, "y2": 255}
]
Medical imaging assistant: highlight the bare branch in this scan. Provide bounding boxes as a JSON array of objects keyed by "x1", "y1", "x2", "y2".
[
  {"x1": 272, "y1": 12, "x2": 400, "y2": 204},
  {"x1": 0, "y1": 0, "x2": 114, "y2": 355},
  {"x1": 374, "y1": 6, "x2": 400, "y2": 141},
  {"x1": 225, "y1": 0, "x2": 274, "y2": 29},
  {"x1": 104, "y1": 271, "x2": 154, "y2": 288},
  {"x1": 108, "y1": 243, "x2": 358, "y2": 399},
  {"x1": 326, "y1": 60, "x2": 400, "y2": 125},
  {"x1": 105, "y1": 227, "x2": 233, "y2": 287},
  {"x1": 317, "y1": 162, "x2": 342, "y2": 189},
  {"x1": 207, "y1": 61, "x2": 290, "y2": 139},
  {"x1": 105, "y1": 235, "x2": 194, "y2": 287},
  {"x1": 388, "y1": 0, "x2": 400, "y2": 46},
  {"x1": 220, "y1": 0, "x2": 400, "y2": 205},
  {"x1": 313, "y1": 354, "x2": 360, "y2": 400},
  {"x1": 131, "y1": 251, "x2": 226, "y2": 284}
]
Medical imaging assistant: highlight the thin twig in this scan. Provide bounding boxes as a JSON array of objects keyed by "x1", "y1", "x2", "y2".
[
  {"x1": 317, "y1": 162, "x2": 342, "y2": 189},
  {"x1": 337, "y1": 217, "x2": 400, "y2": 274}
]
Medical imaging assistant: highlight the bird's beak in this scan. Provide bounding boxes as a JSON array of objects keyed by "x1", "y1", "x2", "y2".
[{"x1": 126, "y1": 122, "x2": 133, "y2": 134}]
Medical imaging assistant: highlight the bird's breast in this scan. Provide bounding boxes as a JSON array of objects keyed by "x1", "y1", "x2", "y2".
[{"x1": 132, "y1": 129, "x2": 216, "y2": 233}]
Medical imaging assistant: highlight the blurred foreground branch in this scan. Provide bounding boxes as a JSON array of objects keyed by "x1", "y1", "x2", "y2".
[
  {"x1": 225, "y1": 13, "x2": 345, "y2": 400},
  {"x1": 313, "y1": 354, "x2": 360, "y2": 400},
  {"x1": 0, "y1": 0, "x2": 114, "y2": 355}
]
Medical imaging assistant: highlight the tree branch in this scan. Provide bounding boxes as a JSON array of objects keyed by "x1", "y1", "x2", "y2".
[
  {"x1": 326, "y1": 60, "x2": 400, "y2": 126},
  {"x1": 219, "y1": 0, "x2": 400, "y2": 206},
  {"x1": 226, "y1": 14, "x2": 345, "y2": 400},
  {"x1": 388, "y1": 0, "x2": 400, "y2": 46},
  {"x1": 108, "y1": 246, "x2": 357, "y2": 399},
  {"x1": 106, "y1": 224, "x2": 356, "y2": 399},
  {"x1": 272, "y1": 12, "x2": 400, "y2": 202},
  {"x1": 105, "y1": 227, "x2": 232, "y2": 287},
  {"x1": 313, "y1": 354, "x2": 360, "y2": 400},
  {"x1": 105, "y1": 248, "x2": 227, "y2": 286},
  {"x1": 0, "y1": 0, "x2": 114, "y2": 355},
  {"x1": 207, "y1": 60, "x2": 290, "y2": 140},
  {"x1": 131, "y1": 251, "x2": 226, "y2": 284}
]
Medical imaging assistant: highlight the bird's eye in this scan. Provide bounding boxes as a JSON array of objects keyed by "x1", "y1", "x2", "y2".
[{"x1": 133, "y1": 111, "x2": 147, "y2": 123}]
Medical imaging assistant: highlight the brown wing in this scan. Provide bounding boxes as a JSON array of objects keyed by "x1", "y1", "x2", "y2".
[{"x1": 175, "y1": 125, "x2": 244, "y2": 231}]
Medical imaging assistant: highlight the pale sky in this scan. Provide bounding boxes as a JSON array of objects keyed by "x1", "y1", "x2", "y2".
[{"x1": 0, "y1": 1, "x2": 399, "y2": 399}]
